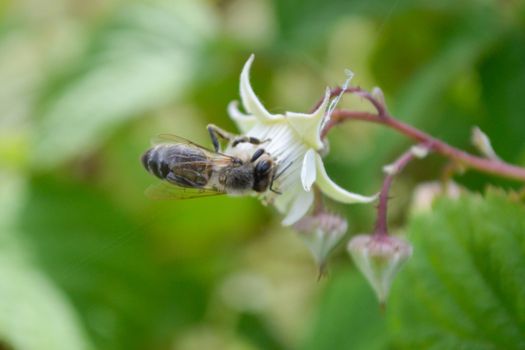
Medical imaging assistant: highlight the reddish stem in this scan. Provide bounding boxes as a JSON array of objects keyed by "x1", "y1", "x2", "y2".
[
  {"x1": 321, "y1": 88, "x2": 525, "y2": 182},
  {"x1": 374, "y1": 147, "x2": 419, "y2": 236}
]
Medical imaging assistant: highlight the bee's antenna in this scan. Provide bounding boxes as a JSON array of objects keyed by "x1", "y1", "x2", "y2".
[{"x1": 274, "y1": 161, "x2": 293, "y2": 181}]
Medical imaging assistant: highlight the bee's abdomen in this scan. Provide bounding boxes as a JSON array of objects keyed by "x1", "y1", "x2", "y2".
[
  {"x1": 142, "y1": 145, "x2": 212, "y2": 188},
  {"x1": 141, "y1": 147, "x2": 170, "y2": 180}
]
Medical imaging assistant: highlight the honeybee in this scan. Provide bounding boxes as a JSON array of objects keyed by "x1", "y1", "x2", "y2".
[{"x1": 141, "y1": 125, "x2": 283, "y2": 199}]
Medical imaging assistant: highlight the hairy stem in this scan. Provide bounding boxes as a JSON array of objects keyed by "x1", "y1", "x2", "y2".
[
  {"x1": 374, "y1": 147, "x2": 421, "y2": 236},
  {"x1": 321, "y1": 87, "x2": 525, "y2": 182}
]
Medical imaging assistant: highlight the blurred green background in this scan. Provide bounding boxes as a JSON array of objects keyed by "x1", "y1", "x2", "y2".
[{"x1": 1, "y1": 0, "x2": 525, "y2": 349}]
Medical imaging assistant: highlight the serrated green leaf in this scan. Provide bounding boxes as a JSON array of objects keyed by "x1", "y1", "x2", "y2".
[{"x1": 388, "y1": 191, "x2": 525, "y2": 350}]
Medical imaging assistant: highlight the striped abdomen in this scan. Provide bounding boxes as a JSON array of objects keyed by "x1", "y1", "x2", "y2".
[{"x1": 141, "y1": 144, "x2": 212, "y2": 188}]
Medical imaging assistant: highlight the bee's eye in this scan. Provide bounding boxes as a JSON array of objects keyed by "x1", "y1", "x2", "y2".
[{"x1": 255, "y1": 160, "x2": 272, "y2": 175}]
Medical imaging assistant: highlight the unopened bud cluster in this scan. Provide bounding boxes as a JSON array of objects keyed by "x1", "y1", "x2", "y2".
[
  {"x1": 293, "y1": 211, "x2": 348, "y2": 272},
  {"x1": 347, "y1": 234, "x2": 412, "y2": 304}
]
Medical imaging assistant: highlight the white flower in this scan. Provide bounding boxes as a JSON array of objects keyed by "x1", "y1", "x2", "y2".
[{"x1": 228, "y1": 55, "x2": 377, "y2": 225}]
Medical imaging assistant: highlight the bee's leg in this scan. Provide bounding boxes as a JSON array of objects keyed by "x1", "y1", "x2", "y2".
[
  {"x1": 269, "y1": 161, "x2": 293, "y2": 194},
  {"x1": 269, "y1": 180, "x2": 282, "y2": 195},
  {"x1": 232, "y1": 136, "x2": 271, "y2": 148},
  {"x1": 207, "y1": 124, "x2": 234, "y2": 152},
  {"x1": 269, "y1": 172, "x2": 283, "y2": 194},
  {"x1": 250, "y1": 148, "x2": 265, "y2": 162}
]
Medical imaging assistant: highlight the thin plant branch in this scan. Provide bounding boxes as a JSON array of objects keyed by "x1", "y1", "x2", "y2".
[
  {"x1": 374, "y1": 146, "x2": 425, "y2": 236},
  {"x1": 320, "y1": 87, "x2": 525, "y2": 182}
]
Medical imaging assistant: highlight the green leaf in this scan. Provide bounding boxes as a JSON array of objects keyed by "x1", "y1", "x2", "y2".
[
  {"x1": 0, "y1": 173, "x2": 92, "y2": 350},
  {"x1": 300, "y1": 269, "x2": 388, "y2": 350},
  {"x1": 388, "y1": 191, "x2": 525, "y2": 349},
  {"x1": 16, "y1": 176, "x2": 209, "y2": 350},
  {"x1": 32, "y1": 1, "x2": 217, "y2": 168},
  {"x1": 0, "y1": 253, "x2": 93, "y2": 350}
]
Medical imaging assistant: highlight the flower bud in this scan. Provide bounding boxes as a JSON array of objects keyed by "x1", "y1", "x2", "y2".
[
  {"x1": 411, "y1": 181, "x2": 461, "y2": 214},
  {"x1": 293, "y1": 212, "x2": 348, "y2": 275},
  {"x1": 471, "y1": 126, "x2": 500, "y2": 160},
  {"x1": 347, "y1": 234, "x2": 412, "y2": 305},
  {"x1": 371, "y1": 86, "x2": 385, "y2": 105}
]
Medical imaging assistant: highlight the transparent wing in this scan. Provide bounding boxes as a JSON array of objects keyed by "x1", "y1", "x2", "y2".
[
  {"x1": 151, "y1": 134, "x2": 214, "y2": 151},
  {"x1": 145, "y1": 181, "x2": 225, "y2": 200},
  {"x1": 151, "y1": 133, "x2": 236, "y2": 165}
]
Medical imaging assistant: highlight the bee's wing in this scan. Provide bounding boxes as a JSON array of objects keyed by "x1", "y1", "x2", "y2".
[
  {"x1": 145, "y1": 181, "x2": 225, "y2": 200},
  {"x1": 151, "y1": 133, "x2": 235, "y2": 165},
  {"x1": 152, "y1": 134, "x2": 214, "y2": 150}
]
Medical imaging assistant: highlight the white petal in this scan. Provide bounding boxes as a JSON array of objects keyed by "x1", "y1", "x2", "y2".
[
  {"x1": 281, "y1": 190, "x2": 314, "y2": 226},
  {"x1": 285, "y1": 88, "x2": 330, "y2": 150},
  {"x1": 227, "y1": 101, "x2": 257, "y2": 133},
  {"x1": 301, "y1": 149, "x2": 317, "y2": 191},
  {"x1": 240, "y1": 54, "x2": 280, "y2": 122},
  {"x1": 314, "y1": 153, "x2": 377, "y2": 203},
  {"x1": 273, "y1": 183, "x2": 297, "y2": 213}
]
